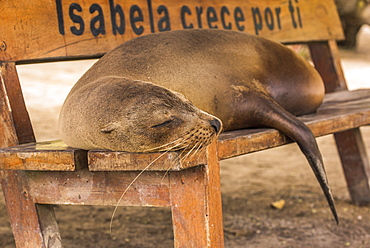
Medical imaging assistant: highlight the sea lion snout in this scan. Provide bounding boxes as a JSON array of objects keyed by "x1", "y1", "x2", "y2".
[{"x1": 209, "y1": 118, "x2": 222, "y2": 133}]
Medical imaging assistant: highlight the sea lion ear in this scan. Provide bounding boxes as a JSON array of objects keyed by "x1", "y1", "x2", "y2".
[{"x1": 100, "y1": 122, "x2": 120, "y2": 133}]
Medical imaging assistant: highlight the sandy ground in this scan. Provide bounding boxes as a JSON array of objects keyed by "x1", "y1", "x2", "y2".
[{"x1": 1, "y1": 26, "x2": 370, "y2": 247}]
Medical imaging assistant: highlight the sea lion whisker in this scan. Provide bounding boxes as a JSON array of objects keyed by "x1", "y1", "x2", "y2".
[
  {"x1": 162, "y1": 143, "x2": 193, "y2": 173},
  {"x1": 143, "y1": 137, "x2": 186, "y2": 152},
  {"x1": 109, "y1": 150, "x2": 171, "y2": 238},
  {"x1": 187, "y1": 133, "x2": 219, "y2": 162},
  {"x1": 160, "y1": 140, "x2": 195, "y2": 182},
  {"x1": 187, "y1": 147, "x2": 208, "y2": 170},
  {"x1": 166, "y1": 133, "x2": 199, "y2": 151},
  {"x1": 176, "y1": 144, "x2": 193, "y2": 160},
  {"x1": 145, "y1": 131, "x2": 198, "y2": 152},
  {"x1": 186, "y1": 140, "x2": 208, "y2": 162},
  {"x1": 162, "y1": 138, "x2": 192, "y2": 152},
  {"x1": 160, "y1": 141, "x2": 199, "y2": 182},
  {"x1": 160, "y1": 153, "x2": 183, "y2": 182},
  {"x1": 160, "y1": 138, "x2": 211, "y2": 183},
  {"x1": 179, "y1": 139, "x2": 205, "y2": 163},
  {"x1": 182, "y1": 141, "x2": 203, "y2": 160}
]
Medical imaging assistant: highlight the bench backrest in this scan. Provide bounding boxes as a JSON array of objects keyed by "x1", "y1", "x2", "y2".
[
  {"x1": 1, "y1": 0, "x2": 343, "y2": 63},
  {"x1": 0, "y1": 0, "x2": 344, "y2": 148}
]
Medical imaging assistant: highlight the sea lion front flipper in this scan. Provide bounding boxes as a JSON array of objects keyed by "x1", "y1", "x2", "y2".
[{"x1": 243, "y1": 90, "x2": 338, "y2": 223}]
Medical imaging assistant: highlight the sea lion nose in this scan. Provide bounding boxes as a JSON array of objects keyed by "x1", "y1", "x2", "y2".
[{"x1": 209, "y1": 119, "x2": 221, "y2": 133}]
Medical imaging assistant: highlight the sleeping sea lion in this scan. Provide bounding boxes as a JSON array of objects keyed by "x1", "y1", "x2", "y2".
[{"x1": 59, "y1": 29, "x2": 338, "y2": 223}]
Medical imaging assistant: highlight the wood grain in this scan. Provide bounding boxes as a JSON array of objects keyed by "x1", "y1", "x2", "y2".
[
  {"x1": 335, "y1": 129, "x2": 370, "y2": 204},
  {"x1": 88, "y1": 149, "x2": 207, "y2": 171},
  {"x1": 1, "y1": 0, "x2": 343, "y2": 63},
  {"x1": 0, "y1": 62, "x2": 50, "y2": 248},
  {"x1": 0, "y1": 141, "x2": 87, "y2": 171},
  {"x1": 309, "y1": 41, "x2": 370, "y2": 204},
  {"x1": 309, "y1": 41, "x2": 347, "y2": 93},
  {"x1": 0, "y1": 170, "x2": 47, "y2": 247},
  {"x1": 0, "y1": 63, "x2": 34, "y2": 144},
  {"x1": 0, "y1": 64, "x2": 18, "y2": 148},
  {"x1": 27, "y1": 168, "x2": 172, "y2": 207},
  {"x1": 170, "y1": 142, "x2": 224, "y2": 247}
]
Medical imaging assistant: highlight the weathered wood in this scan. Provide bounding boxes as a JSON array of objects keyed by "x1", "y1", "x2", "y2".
[
  {"x1": 0, "y1": 64, "x2": 18, "y2": 148},
  {"x1": 335, "y1": 129, "x2": 370, "y2": 204},
  {"x1": 0, "y1": 63, "x2": 34, "y2": 144},
  {"x1": 0, "y1": 61, "x2": 60, "y2": 248},
  {"x1": 170, "y1": 141, "x2": 224, "y2": 248},
  {"x1": 88, "y1": 149, "x2": 206, "y2": 171},
  {"x1": 204, "y1": 140, "x2": 224, "y2": 246},
  {"x1": 27, "y1": 168, "x2": 172, "y2": 207},
  {"x1": 1, "y1": 0, "x2": 343, "y2": 63},
  {"x1": 36, "y1": 204, "x2": 63, "y2": 248},
  {"x1": 310, "y1": 41, "x2": 370, "y2": 204},
  {"x1": 0, "y1": 141, "x2": 86, "y2": 171},
  {"x1": 0, "y1": 62, "x2": 50, "y2": 248},
  {"x1": 27, "y1": 147, "x2": 223, "y2": 246},
  {"x1": 309, "y1": 41, "x2": 347, "y2": 93},
  {"x1": 0, "y1": 170, "x2": 46, "y2": 248}
]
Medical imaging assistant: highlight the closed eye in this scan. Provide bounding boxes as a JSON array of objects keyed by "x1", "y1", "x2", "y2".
[{"x1": 151, "y1": 119, "x2": 173, "y2": 128}]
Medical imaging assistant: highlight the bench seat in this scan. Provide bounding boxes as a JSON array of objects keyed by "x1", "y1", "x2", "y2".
[{"x1": 2, "y1": 89, "x2": 369, "y2": 171}]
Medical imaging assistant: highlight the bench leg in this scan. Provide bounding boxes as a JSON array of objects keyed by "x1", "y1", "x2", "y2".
[
  {"x1": 335, "y1": 128, "x2": 370, "y2": 204},
  {"x1": 169, "y1": 141, "x2": 224, "y2": 248},
  {"x1": 0, "y1": 170, "x2": 62, "y2": 248}
]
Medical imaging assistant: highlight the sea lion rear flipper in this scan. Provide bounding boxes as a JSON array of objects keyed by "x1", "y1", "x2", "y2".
[{"x1": 249, "y1": 94, "x2": 339, "y2": 223}]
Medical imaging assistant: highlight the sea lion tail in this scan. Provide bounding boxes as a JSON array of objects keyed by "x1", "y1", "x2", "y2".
[{"x1": 255, "y1": 97, "x2": 339, "y2": 224}]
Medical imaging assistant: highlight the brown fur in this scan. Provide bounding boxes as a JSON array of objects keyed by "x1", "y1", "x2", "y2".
[
  {"x1": 59, "y1": 76, "x2": 221, "y2": 151},
  {"x1": 65, "y1": 29, "x2": 324, "y2": 131},
  {"x1": 59, "y1": 29, "x2": 337, "y2": 222}
]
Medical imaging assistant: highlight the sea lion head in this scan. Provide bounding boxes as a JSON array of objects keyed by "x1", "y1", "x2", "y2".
[{"x1": 59, "y1": 76, "x2": 222, "y2": 152}]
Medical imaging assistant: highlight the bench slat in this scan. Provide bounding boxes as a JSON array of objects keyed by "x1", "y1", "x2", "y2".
[
  {"x1": 88, "y1": 149, "x2": 207, "y2": 171},
  {"x1": 1, "y1": 89, "x2": 369, "y2": 171},
  {"x1": 27, "y1": 168, "x2": 172, "y2": 207},
  {"x1": 0, "y1": 141, "x2": 86, "y2": 171}
]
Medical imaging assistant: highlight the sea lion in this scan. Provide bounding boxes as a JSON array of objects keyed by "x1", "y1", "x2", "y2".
[{"x1": 59, "y1": 29, "x2": 338, "y2": 223}]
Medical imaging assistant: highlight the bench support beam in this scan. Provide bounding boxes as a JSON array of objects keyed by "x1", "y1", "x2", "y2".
[
  {"x1": 170, "y1": 141, "x2": 224, "y2": 247},
  {"x1": 0, "y1": 62, "x2": 61, "y2": 247},
  {"x1": 335, "y1": 129, "x2": 370, "y2": 203},
  {"x1": 309, "y1": 41, "x2": 370, "y2": 203},
  {"x1": 0, "y1": 170, "x2": 61, "y2": 248}
]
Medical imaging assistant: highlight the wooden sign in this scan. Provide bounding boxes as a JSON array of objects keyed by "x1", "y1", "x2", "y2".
[{"x1": 0, "y1": 0, "x2": 344, "y2": 62}]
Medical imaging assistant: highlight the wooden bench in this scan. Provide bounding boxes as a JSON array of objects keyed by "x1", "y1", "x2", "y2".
[{"x1": 1, "y1": 0, "x2": 370, "y2": 247}]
